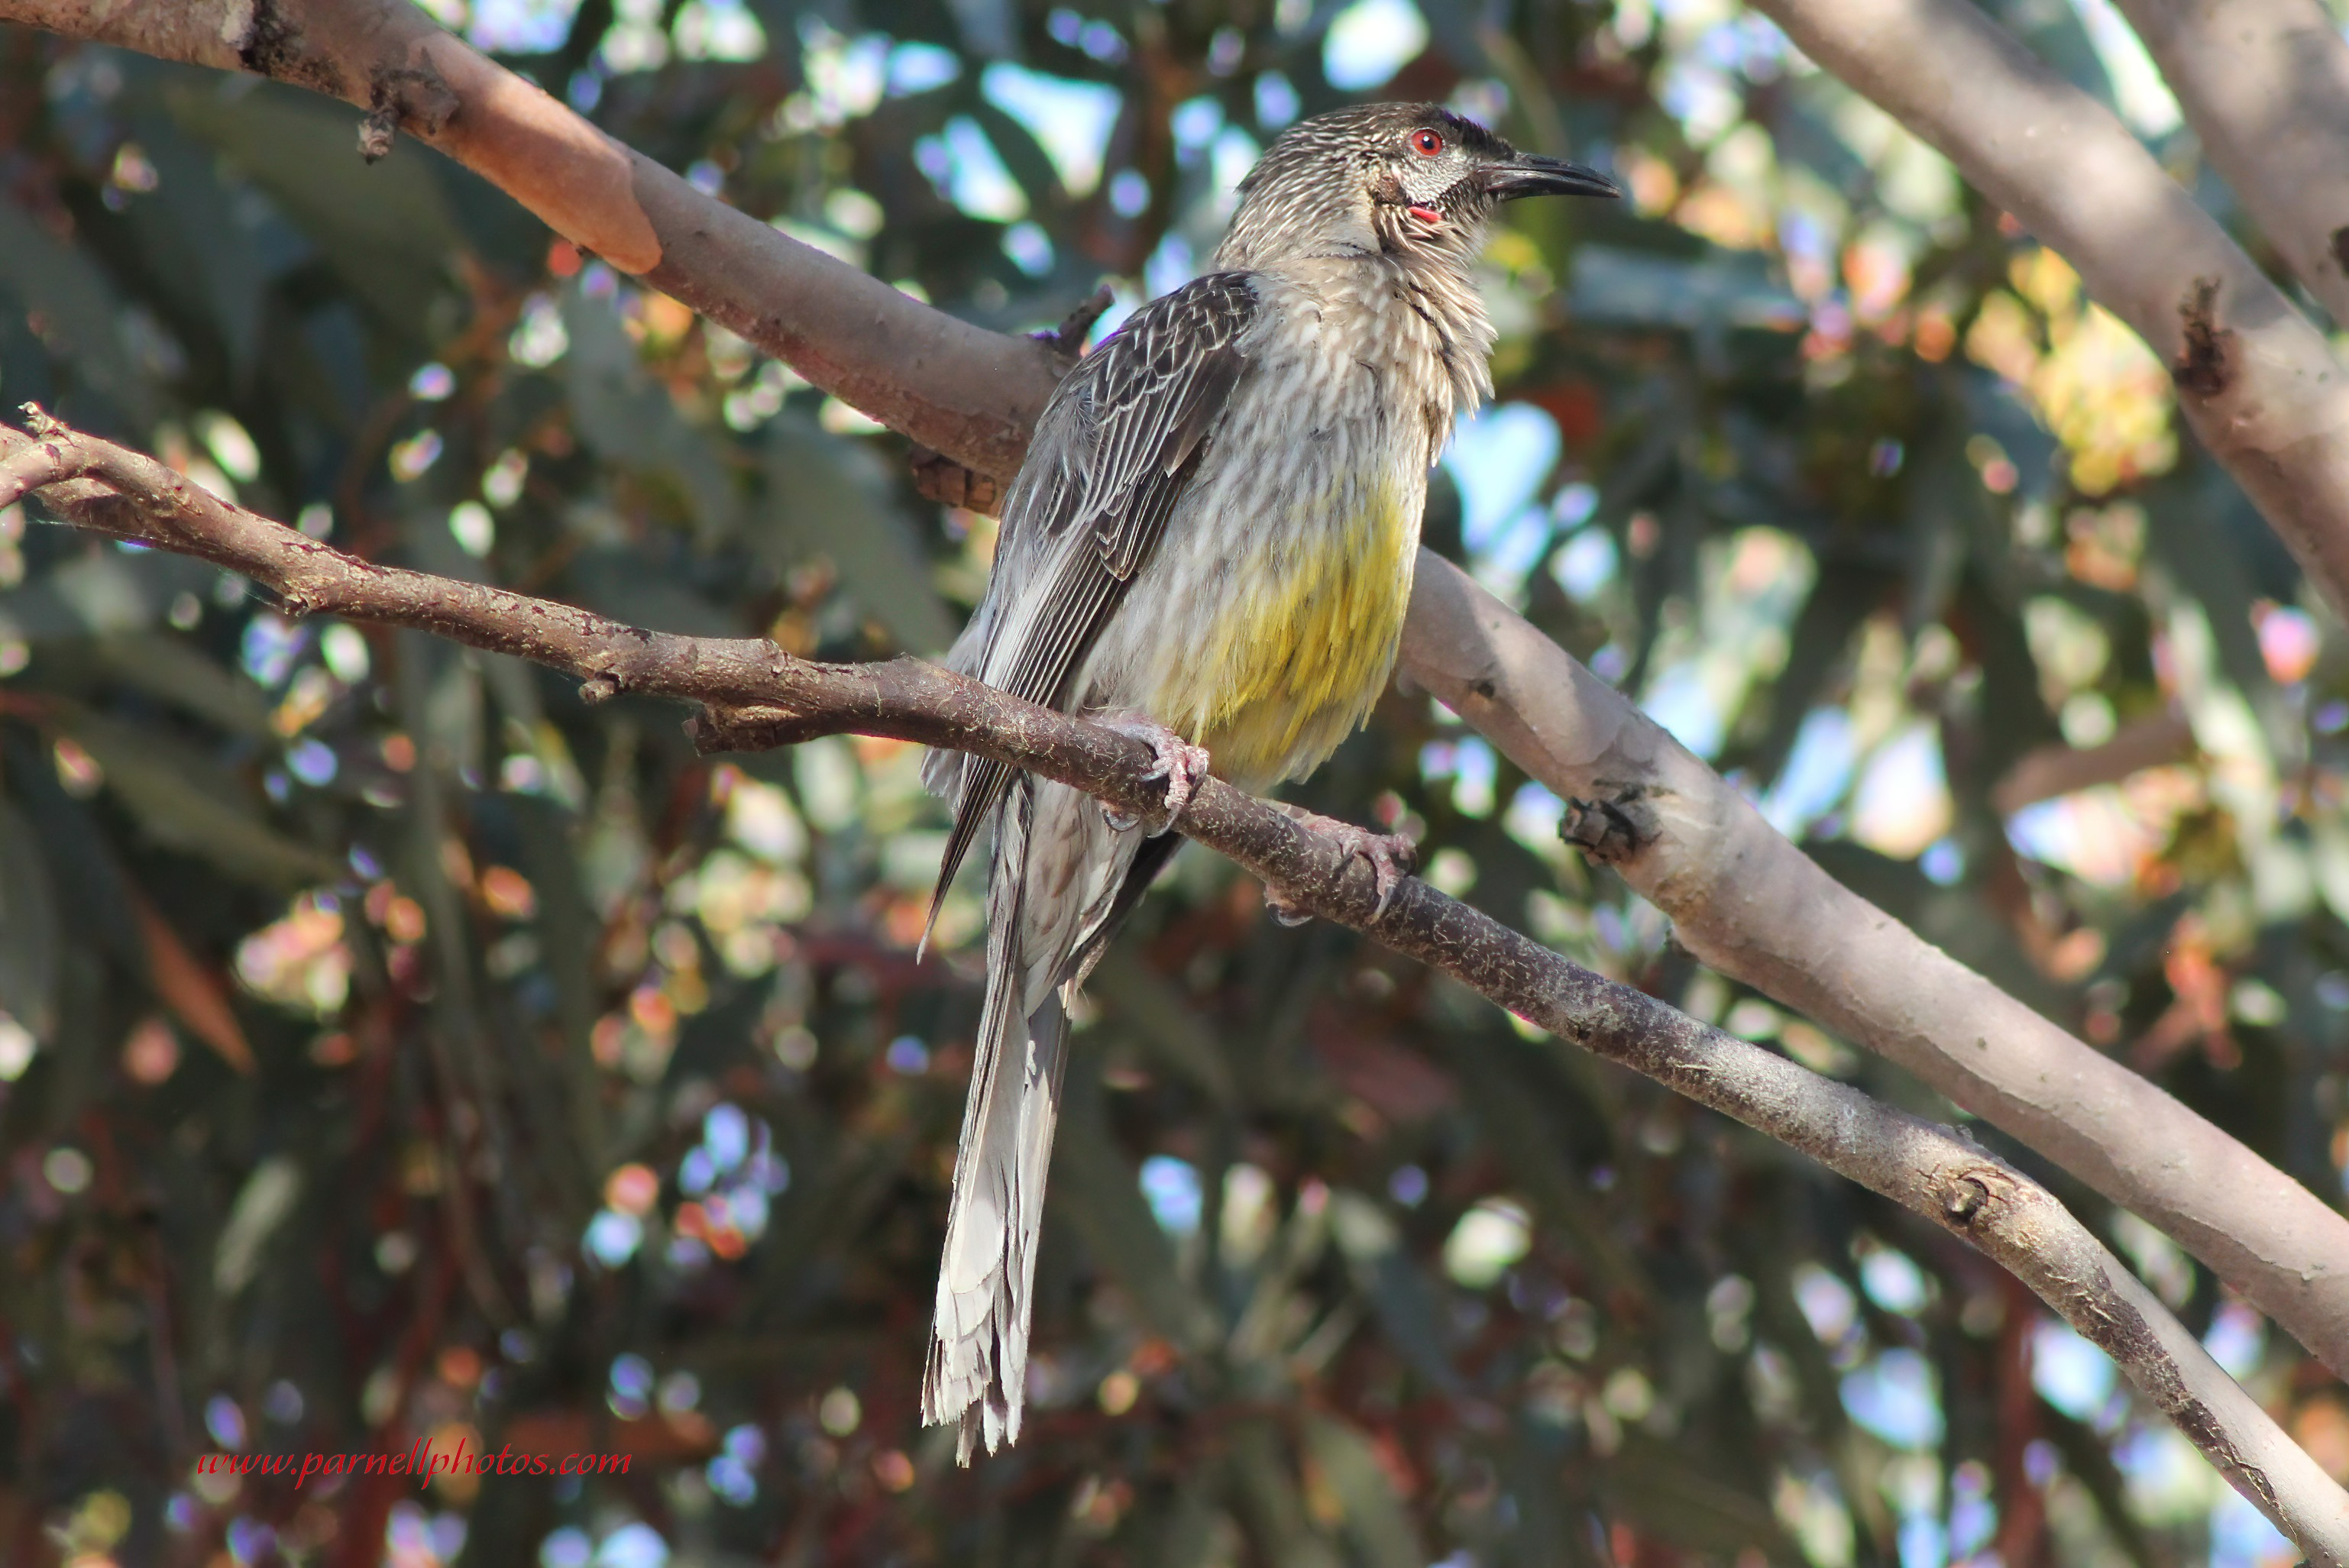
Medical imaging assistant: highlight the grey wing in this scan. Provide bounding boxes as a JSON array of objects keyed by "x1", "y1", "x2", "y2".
[{"x1": 921, "y1": 273, "x2": 1261, "y2": 929}]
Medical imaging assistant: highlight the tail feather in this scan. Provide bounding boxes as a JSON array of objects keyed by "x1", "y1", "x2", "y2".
[
  {"x1": 921, "y1": 772, "x2": 1162, "y2": 1462},
  {"x1": 922, "y1": 777, "x2": 1073, "y2": 1463}
]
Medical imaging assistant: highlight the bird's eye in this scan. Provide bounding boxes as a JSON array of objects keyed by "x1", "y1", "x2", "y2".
[{"x1": 1410, "y1": 129, "x2": 1445, "y2": 157}]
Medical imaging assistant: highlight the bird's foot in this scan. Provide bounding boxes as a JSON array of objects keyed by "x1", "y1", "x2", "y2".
[
  {"x1": 1095, "y1": 713, "x2": 1210, "y2": 836},
  {"x1": 1264, "y1": 809, "x2": 1419, "y2": 926}
]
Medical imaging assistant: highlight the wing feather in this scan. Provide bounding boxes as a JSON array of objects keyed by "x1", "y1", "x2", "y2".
[{"x1": 923, "y1": 273, "x2": 1260, "y2": 932}]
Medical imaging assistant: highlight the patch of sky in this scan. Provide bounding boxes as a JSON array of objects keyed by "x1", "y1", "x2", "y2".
[
  {"x1": 1658, "y1": 57, "x2": 1741, "y2": 145},
  {"x1": 885, "y1": 41, "x2": 960, "y2": 95},
  {"x1": 1896, "y1": 1515, "x2": 1946, "y2": 1568},
  {"x1": 1002, "y1": 221, "x2": 1054, "y2": 276},
  {"x1": 915, "y1": 117, "x2": 1027, "y2": 223},
  {"x1": 1839, "y1": 1348, "x2": 1942, "y2": 1449},
  {"x1": 1210, "y1": 128, "x2": 1263, "y2": 220},
  {"x1": 1504, "y1": 781, "x2": 1565, "y2": 855},
  {"x1": 2067, "y1": 0, "x2": 2181, "y2": 136},
  {"x1": 1421, "y1": 737, "x2": 1497, "y2": 816},
  {"x1": 1550, "y1": 529, "x2": 1616, "y2": 602},
  {"x1": 241, "y1": 613, "x2": 308, "y2": 688},
  {"x1": 1144, "y1": 233, "x2": 1196, "y2": 299},
  {"x1": 980, "y1": 63, "x2": 1121, "y2": 197},
  {"x1": 2030, "y1": 1317, "x2": 2116, "y2": 1423},
  {"x1": 1642, "y1": 663, "x2": 1726, "y2": 758},
  {"x1": 2212, "y1": 1489, "x2": 2292, "y2": 1568},
  {"x1": 1171, "y1": 98, "x2": 1225, "y2": 163},
  {"x1": 1447, "y1": 403, "x2": 1561, "y2": 600},
  {"x1": 2202, "y1": 1298, "x2": 2264, "y2": 1379},
  {"x1": 1858, "y1": 1247, "x2": 1928, "y2": 1314},
  {"x1": 1791, "y1": 1262, "x2": 1858, "y2": 1344},
  {"x1": 1255, "y1": 70, "x2": 1301, "y2": 130},
  {"x1": 1046, "y1": 7, "x2": 1127, "y2": 63},
  {"x1": 673, "y1": 0, "x2": 765, "y2": 63},
  {"x1": 1920, "y1": 838, "x2": 1963, "y2": 885},
  {"x1": 704, "y1": 1103, "x2": 749, "y2": 1170},
  {"x1": 468, "y1": 0, "x2": 582, "y2": 53},
  {"x1": 542, "y1": 1527, "x2": 593, "y2": 1568},
  {"x1": 1108, "y1": 170, "x2": 1150, "y2": 218},
  {"x1": 594, "y1": 1523, "x2": 670, "y2": 1568},
  {"x1": 1141, "y1": 1155, "x2": 1203, "y2": 1234},
  {"x1": 1324, "y1": 0, "x2": 1428, "y2": 92},
  {"x1": 288, "y1": 739, "x2": 337, "y2": 787},
  {"x1": 794, "y1": 24, "x2": 887, "y2": 127},
  {"x1": 1763, "y1": 709, "x2": 1855, "y2": 837},
  {"x1": 584, "y1": 1209, "x2": 642, "y2": 1267}
]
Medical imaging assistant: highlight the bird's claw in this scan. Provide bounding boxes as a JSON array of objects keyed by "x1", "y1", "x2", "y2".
[
  {"x1": 1097, "y1": 713, "x2": 1209, "y2": 836},
  {"x1": 1264, "y1": 810, "x2": 1419, "y2": 926}
]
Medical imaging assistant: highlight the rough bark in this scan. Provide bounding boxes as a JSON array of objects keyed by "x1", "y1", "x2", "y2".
[
  {"x1": 2109, "y1": 0, "x2": 2349, "y2": 329},
  {"x1": 7, "y1": 408, "x2": 2348, "y2": 1560}
]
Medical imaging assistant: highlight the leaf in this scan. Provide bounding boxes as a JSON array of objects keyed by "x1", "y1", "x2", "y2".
[
  {"x1": 54, "y1": 707, "x2": 341, "y2": 890},
  {"x1": 130, "y1": 889, "x2": 254, "y2": 1074},
  {"x1": 94, "y1": 633, "x2": 274, "y2": 737},
  {"x1": 167, "y1": 81, "x2": 461, "y2": 336},
  {"x1": 762, "y1": 414, "x2": 957, "y2": 655},
  {"x1": 0, "y1": 799, "x2": 60, "y2": 1043},
  {"x1": 0, "y1": 198, "x2": 149, "y2": 421},
  {"x1": 561, "y1": 287, "x2": 744, "y2": 541},
  {"x1": 1301, "y1": 1415, "x2": 1424, "y2": 1568},
  {"x1": 214, "y1": 1154, "x2": 303, "y2": 1295}
]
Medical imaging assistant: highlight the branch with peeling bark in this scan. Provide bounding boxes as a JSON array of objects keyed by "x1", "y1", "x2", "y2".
[
  {"x1": 5, "y1": 0, "x2": 2347, "y2": 1394},
  {"x1": 5, "y1": 406, "x2": 2347, "y2": 1561},
  {"x1": 2108, "y1": 0, "x2": 2349, "y2": 330}
]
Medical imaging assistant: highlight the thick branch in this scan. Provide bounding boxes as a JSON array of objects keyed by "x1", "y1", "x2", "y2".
[
  {"x1": 1401, "y1": 558, "x2": 2349, "y2": 1379},
  {"x1": 1747, "y1": 0, "x2": 2349, "y2": 626},
  {"x1": 0, "y1": 0, "x2": 1064, "y2": 484},
  {"x1": 5, "y1": 411, "x2": 2346, "y2": 1560},
  {"x1": 2108, "y1": 0, "x2": 2349, "y2": 328}
]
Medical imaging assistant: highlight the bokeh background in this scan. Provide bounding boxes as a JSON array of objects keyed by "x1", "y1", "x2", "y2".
[{"x1": 0, "y1": 0, "x2": 2344, "y2": 1563}]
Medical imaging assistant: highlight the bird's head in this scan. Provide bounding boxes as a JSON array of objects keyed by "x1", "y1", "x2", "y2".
[{"x1": 1215, "y1": 102, "x2": 1618, "y2": 270}]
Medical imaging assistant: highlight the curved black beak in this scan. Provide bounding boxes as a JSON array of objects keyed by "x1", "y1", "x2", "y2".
[{"x1": 1484, "y1": 153, "x2": 1620, "y2": 202}]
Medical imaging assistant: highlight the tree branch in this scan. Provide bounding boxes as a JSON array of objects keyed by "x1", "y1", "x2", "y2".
[
  {"x1": 0, "y1": 0, "x2": 1066, "y2": 486},
  {"x1": 1403, "y1": 561, "x2": 2349, "y2": 1382},
  {"x1": 5, "y1": 407, "x2": 2346, "y2": 1561},
  {"x1": 1747, "y1": 0, "x2": 2349, "y2": 626},
  {"x1": 2108, "y1": 0, "x2": 2349, "y2": 329}
]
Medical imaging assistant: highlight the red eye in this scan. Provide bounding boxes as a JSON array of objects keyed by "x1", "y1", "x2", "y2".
[{"x1": 1411, "y1": 129, "x2": 1445, "y2": 157}]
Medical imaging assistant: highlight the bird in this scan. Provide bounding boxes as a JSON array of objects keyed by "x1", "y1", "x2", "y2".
[{"x1": 917, "y1": 101, "x2": 1618, "y2": 1462}]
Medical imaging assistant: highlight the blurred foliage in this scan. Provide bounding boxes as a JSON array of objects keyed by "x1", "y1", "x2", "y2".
[{"x1": 0, "y1": 0, "x2": 2345, "y2": 1564}]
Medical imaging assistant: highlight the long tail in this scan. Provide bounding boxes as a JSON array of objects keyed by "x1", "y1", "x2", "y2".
[{"x1": 921, "y1": 778, "x2": 1072, "y2": 1463}]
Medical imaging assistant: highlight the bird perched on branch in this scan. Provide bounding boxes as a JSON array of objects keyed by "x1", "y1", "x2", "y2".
[{"x1": 919, "y1": 102, "x2": 1617, "y2": 1461}]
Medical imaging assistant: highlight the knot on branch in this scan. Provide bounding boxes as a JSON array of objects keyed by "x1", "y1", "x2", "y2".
[
  {"x1": 578, "y1": 672, "x2": 623, "y2": 705},
  {"x1": 908, "y1": 448, "x2": 1004, "y2": 515},
  {"x1": 2173, "y1": 276, "x2": 2234, "y2": 399},
  {"x1": 361, "y1": 66, "x2": 461, "y2": 162},
  {"x1": 1040, "y1": 285, "x2": 1116, "y2": 368},
  {"x1": 689, "y1": 703, "x2": 818, "y2": 755},
  {"x1": 1561, "y1": 786, "x2": 1659, "y2": 863},
  {"x1": 1940, "y1": 1162, "x2": 2014, "y2": 1227}
]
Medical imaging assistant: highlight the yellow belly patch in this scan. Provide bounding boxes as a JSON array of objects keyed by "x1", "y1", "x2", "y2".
[{"x1": 1154, "y1": 475, "x2": 1417, "y2": 789}]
